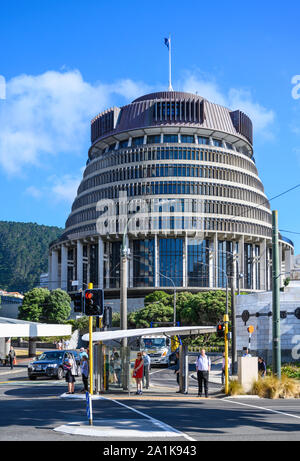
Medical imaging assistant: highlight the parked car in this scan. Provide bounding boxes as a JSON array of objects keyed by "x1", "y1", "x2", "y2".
[{"x1": 27, "y1": 350, "x2": 81, "y2": 380}]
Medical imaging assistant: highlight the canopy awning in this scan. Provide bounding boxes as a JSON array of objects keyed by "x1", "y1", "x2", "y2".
[
  {"x1": 0, "y1": 317, "x2": 72, "y2": 338},
  {"x1": 82, "y1": 325, "x2": 216, "y2": 343}
]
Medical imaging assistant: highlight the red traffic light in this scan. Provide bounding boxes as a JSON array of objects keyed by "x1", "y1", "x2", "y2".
[{"x1": 85, "y1": 292, "x2": 93, "y2": 300}]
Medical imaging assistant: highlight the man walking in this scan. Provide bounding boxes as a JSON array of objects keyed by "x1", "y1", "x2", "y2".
[{"x1": 195, "y1": 349, "x2": 211, "y2": 398}]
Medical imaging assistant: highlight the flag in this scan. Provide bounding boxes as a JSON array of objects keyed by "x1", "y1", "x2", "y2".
[{"x1": 164, "y1": 37, "x2": 169, "y2": 49}]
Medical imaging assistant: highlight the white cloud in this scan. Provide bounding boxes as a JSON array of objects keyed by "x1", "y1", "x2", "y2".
[
  {"x1": 181, "y1": 72, "x2": 275, "y2": 136},
  {"x1": 0, "y1": 70, "x2": 148, "y2": 175},
  {"x1": 50, "y1": 174, "x2": 82, "y2": 203},
  {"x1": 0, "y1": 68, "x2": 275, "y2": 179}
]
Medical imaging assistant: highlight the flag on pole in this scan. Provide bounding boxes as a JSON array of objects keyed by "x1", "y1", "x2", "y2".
[{"x1": 164, "y1": 37, "x2": 170, "y2": 49}]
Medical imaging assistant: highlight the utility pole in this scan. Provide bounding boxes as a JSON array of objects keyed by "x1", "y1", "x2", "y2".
[
  {"x1": 272, "y1": 210, "x2": 281, "y2": 379},
  {"x1": 231, "y1": 250, "x2": 237, "y2": 375},
  {"x1": 224, "y1": 276, "x2": 229, "y2": 394}
]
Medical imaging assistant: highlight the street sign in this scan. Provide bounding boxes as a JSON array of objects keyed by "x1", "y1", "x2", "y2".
[{"x1": 247, "y1": 325, "x2": 254, "y2": 334}]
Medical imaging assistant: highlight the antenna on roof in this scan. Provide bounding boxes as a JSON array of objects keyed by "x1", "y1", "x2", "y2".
[{"x1": 164, "y1": 35, "x2": 173, "y2": 92}]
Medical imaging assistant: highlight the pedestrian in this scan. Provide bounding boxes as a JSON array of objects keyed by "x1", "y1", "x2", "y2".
[
  {"x1": 174, "y1": 352, "x2": 181, "y2": 393},
  {"x1": 195, "y1": 349, "x2": 211, "y2": 398},
  {"x1": 113, "y1": 352, "x2": 121, "y2": 386},
  {"x1": 80, "y1": 355, "x2": 89, "y2": 392},
  {"x1": 242, "y1": 347, "x2": 252, "y2": 357},
  {"x1": 132, "y1": 352, "x2": 144, "y2": 395},
  {"x1": 8, "y1": 347, "x2": 16, "y2": 370},
  {"x1": 221, "y1": 352, "x2": 231, "y2": 385},
  {"x1": 58, "y1": 340, "x2": 62, "y2": 350},
  {"x1": 258, "y1": 356, "x2": 267, "y2": 378},
  {"x1": 79, "y1": 347, "x2": 88, "y2": 359},
  {"x1": 64, "y1": 353, "x2": 76, "y2": 394},
  {"x1": 142, "y1": 351, "x2": 151, "y2": 389}
]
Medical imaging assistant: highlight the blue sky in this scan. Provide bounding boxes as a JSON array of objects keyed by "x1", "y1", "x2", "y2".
[{"x1": 1, "y1": 0, "x2": 300, "y2": 252}]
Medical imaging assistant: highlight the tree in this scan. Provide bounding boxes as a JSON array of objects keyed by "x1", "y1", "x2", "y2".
[
  {"x1": 42, "y1": 289, "x2": 71, "y2": 323},
  {"x1": 18, "y1": 287, "x2": 71, "y2": 356},
  {"x1": 18, "y1": 287, "x2": 50, "y2": 322},
  {"x1": 18, "y1": 287, "x2": 50, "y2": 357},
  {"x1": 128, "y1": 302, "x2": 174, "y2": 328}
]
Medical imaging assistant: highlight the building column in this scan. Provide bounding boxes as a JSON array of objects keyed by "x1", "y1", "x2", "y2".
[
  {"x1": 61, "y1": 245, "x2": 68, "y2": 291},
  {"x1": 284, "y1": 247, "x2": 293, "y2": 276},
  {"x1": 209, "y1": 238, "x2": 215, "y2": 288},
  {"x1": 279, "y1": 242, "x2": 283, "y2": 286},
  {"x1": 98, "y1": 237, "x2": 104, "y2": 289},
  {"x1": 155, "y1": 234, "x2": 159, "y2": 287},
  {"x1": 105, "y1": 243, "x2": 110, "y2": 289},
  {"x1": 238, "y1": 235, "x2": 244, "y2": 291},
  {"x1": 213, "y1": 233, "x2": 218, "y2": 287},
  {"x1": 182, "y1": 234, "x2": 188, "y2": 287},
  {"x1": 260, "y1": 238, "x2": 267, "y2": 291},
  {"x1": 77, "y1": 240, "x2": 83, "y2": 291},
  {"x1": 252, "y1": 244, "x2": 257, "y2": 290},
  {"x1": 129, "y1": 240, "x2": 134, "y2": 288},
  {"x1": 50, "y1": 249, "x2": 59, "y2": 290}
]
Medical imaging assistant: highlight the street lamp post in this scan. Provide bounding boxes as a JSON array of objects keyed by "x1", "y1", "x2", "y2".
[{"x1": 157, "y1": 270, "x2": 177, "y2": 327}]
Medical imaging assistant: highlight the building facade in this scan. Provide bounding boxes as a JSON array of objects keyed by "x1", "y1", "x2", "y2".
[{"x1": 48, "y1": 91, "x2": 294, "y2": 301}]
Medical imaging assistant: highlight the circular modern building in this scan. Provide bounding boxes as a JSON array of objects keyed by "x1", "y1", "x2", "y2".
[{"x1": 49, "y1": 91, "x2": 294, "y2": 303}]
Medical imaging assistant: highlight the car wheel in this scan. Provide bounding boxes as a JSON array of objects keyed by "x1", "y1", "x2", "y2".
[{"x1": 57, "y1": 367, "x2": 64, "y2": 380}]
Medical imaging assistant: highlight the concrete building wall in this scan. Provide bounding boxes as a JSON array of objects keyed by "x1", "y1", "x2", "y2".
[{"x1": 236, "y1": 284, "x2": 300, "y2": 364}]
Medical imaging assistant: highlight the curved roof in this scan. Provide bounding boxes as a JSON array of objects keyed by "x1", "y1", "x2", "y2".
[{"x1": 90, "y1": 91, "x2": 253, "y2": 146}]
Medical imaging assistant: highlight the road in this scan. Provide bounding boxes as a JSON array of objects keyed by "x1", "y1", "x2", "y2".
[{"x1": 0, "y1": 360, "x2": 300, "y2": 443}]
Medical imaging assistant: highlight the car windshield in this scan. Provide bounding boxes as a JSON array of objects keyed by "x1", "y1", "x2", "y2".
[
  {"x1": 142, "y1": 338, "x2": 166, "y2": 349},
  {"x1": 37, "y1": 352, "x2": 64, "y2": 361}
]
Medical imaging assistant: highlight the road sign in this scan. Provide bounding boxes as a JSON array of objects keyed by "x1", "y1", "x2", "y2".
[{"x1": 247, "y1": 325, "x2": 254, "y2": 334}]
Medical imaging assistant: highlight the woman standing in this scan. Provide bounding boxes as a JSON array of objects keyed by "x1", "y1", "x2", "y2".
[
  {"x1": 63, "y1": 353, "x2": 76, "y2": 394},
  {"x1": 133, "y1": 352, "x2": 144, "y2": 395}
]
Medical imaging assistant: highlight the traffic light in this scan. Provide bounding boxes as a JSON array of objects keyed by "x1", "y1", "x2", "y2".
[
  {"x1": 84, "y1": 289, "x2": 104, "y2": 316},
  {"x1": 71, "y1": 292, "x2": 83, "y2": 313},
  {"x1": 216, "y1": 323, "x2": 224, "y2": 338}
]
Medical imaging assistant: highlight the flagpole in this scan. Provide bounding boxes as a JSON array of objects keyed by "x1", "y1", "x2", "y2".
[{"x1": 168, "y1": 35, "x2": 173, "y2": 91}]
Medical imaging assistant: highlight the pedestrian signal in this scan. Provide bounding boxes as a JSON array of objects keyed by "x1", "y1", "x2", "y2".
[
  {"x1": 84, "y1": 289, "x2": 104, "y2": 316},
  {"x1": 216, "y1": 323, "x2": 224, "y2": 338}
]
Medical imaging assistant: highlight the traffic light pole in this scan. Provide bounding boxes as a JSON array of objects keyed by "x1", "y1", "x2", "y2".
[
  {"x1": 272, "y1": 210, "x2": 281, "y2": 379},
  {"x1": 224, "y1": 276, "x2": 229, "y2": 395},
  {"x1": 88, "y1": 282, "x2": 94, "y2": 396}
]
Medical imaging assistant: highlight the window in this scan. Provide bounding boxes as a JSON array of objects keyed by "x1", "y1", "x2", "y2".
[
  {"x1": 163, "y1": 134, "x2": 178, "y2": 143},
  {"x1": 181, "y1": 134, "x2": 194, "y2": 144},
  {"x1": 119, "y1": 139, "x2": 128, "y2": 149},
  {"x1": 198, "y1": 136, "x2": 209, "y2": 145},
  {"x1": 212, "y1": 138, "x2": 222, "y2": 147},
  {"x1": 132, "y1": 136, "x2": 144, "y2": 146},
  {"x1": 147, "y1": 134, "x2": 161, "y2": 144}
]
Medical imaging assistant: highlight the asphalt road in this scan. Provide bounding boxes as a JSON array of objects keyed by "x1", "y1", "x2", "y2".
[{"x1": 1, "y1": 363, "x2": 300, "y2": 444}]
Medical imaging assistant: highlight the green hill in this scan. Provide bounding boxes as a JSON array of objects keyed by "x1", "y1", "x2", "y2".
[{"x1": 0, "y1": 221, "x2": 63, "y2": 293}]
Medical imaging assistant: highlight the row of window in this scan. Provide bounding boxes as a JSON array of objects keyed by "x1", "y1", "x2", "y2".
[
  {"x1": 71, "y1": 180, "x2": 269, "y2": 214},
  {"x1": 61, "y1": 238, "x2": 266, "y2": 291},
  {"x1": 67, "y1": 198, "x2": 271, "y2": 229},
  {"x1": 79, "y1": 163, "x2": 263, "y2": 196},
  {"x1": 91, "y1": 134, "x2": 250, "y2": 155},
  {"x1": 86, "y1": 146, "x2": 257, "y2": 178}
]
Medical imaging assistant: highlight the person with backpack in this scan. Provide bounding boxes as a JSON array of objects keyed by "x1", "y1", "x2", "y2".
[{"x1": 195, "y1": 349, "x2": 211, "y2": 398}]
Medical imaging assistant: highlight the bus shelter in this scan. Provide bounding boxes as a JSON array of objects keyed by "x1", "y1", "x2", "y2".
[{"x1": 81, "y1": 325, "x2": 216, "y2": 394}]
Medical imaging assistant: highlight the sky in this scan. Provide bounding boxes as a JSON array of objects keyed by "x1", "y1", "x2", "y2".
[{"x1": 0, "y1": 0, "x2": 300, "y2": 252}]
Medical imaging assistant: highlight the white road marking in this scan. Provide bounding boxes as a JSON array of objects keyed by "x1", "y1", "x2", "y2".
[
  {"x1": 224, "y1": 398, "x2": 300, "y2": 420},
  {"x1": 99, "y1": 395, "x2": 196, "y2": 441}
]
